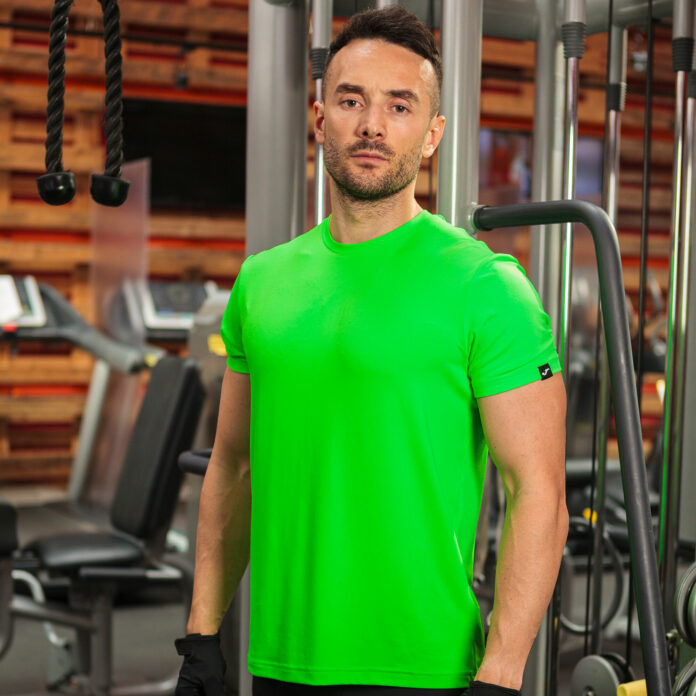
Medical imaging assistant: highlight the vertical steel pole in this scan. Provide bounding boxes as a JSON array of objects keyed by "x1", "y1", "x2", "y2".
[
  {"x1": 558, "y1": 0, "x2": 586, "y2": 374},
  {"x1": 528, "y1": 0, "x2": 565, "y2": 328},
  {"x1": 545, "y1": 3, "x2": 586, "y2": 693},
  {"x1": 375, "y1": 0, "x2": 397, "y2": 7},
  {"x1": 246, "y1": 0, "x2": 309, "y2": 253},
  {"x1": 239, "y1": 5, "x2": 309, "y2": 695},
  {"x1": 523, "y1": 3, "x2": 563, "y2": 694},
  {"x1": 590, "y1": 23, "x2": 627, "y2": 654},
  {"x1": 679, "y1": 20, "x2": 696, "y2": 558},
  {"x1": 311, "y1": 0, "x2": 333, "y2": 226},
  {"x1": 659, "y1": 0, "x2": 694, "y2": 627},
  {"x1": 436, "y1": 0, "x2": 482, "y2": 229}
]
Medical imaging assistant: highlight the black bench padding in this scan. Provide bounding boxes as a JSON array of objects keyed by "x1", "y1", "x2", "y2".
[
  {"x1": 26, "y1": 532, "x2": 143, "y2": 571},
  {"x1": 0, "y1": 498, "x2": 18, "y2": 556},
  {"x1": 111, "y1": 356, "x2": 204, "y2": 541}
]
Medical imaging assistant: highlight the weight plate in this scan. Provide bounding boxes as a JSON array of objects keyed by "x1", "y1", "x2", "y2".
[
  {"x1": 674, "y1": 657, "x2": 696, "y2": 696},
  {"x1": 571, "y1": 655, "x2": 621, "y2": 696},
  {"x1": 674, "y1": 563, "x2": 696, "y2": 645},
  {"x1": 688, "y1": 581, "x2": 696, "y2": 648},
  {"x1": 602, "y1": 652, "x2": 636, "y2": 684}
]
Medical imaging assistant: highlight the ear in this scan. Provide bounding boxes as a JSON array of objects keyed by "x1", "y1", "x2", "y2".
[
  {"x1": 421, "y1": 114, "x2": 445, "y2": 159},
  {"x1": 314, "y1": 101, "x2": 326, "y2": 145}
]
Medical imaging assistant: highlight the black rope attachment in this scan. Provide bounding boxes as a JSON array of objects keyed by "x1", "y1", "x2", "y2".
[
  {"x1": 37, "y1": 0, "x2": 76, "y2": 206},
  {"x1": 37, "y1": 0, "x2": 129, "y2": 207},
  {"x1": 91, "y1": 0, "x2": 129, "y2": 207}
]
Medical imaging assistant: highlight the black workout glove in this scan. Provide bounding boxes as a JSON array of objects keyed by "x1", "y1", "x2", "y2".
[
  {"x1": 463, "y1": 680, "x2": 521, "y2": 696},
  {"x1": 174, "y1": 633, "x2": 226, "y2": 696}
]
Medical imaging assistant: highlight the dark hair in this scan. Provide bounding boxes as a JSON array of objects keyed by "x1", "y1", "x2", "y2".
[{"x1": 322, "y1": 6, "x2": 442, "y2": 116}]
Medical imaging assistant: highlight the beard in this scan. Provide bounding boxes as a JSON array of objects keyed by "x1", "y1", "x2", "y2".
[{"x1": 323, "y1": 134, "x2": 424, "y2": 202}]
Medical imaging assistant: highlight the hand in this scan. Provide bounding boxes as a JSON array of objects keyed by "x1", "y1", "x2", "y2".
[
  {"x1": 174, "y1": 633, "x2": 226, "y2": 696},
  {"x1": 464, "y1": 680, "x2": 522, "y2": 696}
]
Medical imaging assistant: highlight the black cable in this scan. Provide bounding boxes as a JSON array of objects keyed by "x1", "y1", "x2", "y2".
[{"x1": 628, "y1": 0, "x2": 655, "y2": 668}]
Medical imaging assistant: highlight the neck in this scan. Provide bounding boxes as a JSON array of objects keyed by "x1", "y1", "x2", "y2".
[{"x1": 327, "y1": 183, "x2": 422, "y2": 245}]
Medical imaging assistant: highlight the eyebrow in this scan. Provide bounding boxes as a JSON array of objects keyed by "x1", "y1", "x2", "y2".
[{"x1": 334, "y1": 83, "x2": 420, "y2": 104}]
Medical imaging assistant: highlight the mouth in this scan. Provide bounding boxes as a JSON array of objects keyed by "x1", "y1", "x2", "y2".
[{"x1": 351, "y1": 152, "x2": 387, "y2": 162}]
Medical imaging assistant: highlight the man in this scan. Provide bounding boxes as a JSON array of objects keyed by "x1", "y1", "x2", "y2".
[{"x1": 175, "y1": 7, "x2": 568, "y2": 696}]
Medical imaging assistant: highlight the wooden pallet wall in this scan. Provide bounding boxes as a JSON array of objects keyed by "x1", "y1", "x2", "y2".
[
  {"x1": 0, "y1": 2, "x2": 674, "y2": 484},
  {"x1": 0, "y1": 0, "x2": 247, "y2": 484}
]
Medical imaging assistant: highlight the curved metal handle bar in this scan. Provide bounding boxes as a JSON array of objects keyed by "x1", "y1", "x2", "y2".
[{"x1": 473, "y1": 199, "x2": 671, "y2": 696}]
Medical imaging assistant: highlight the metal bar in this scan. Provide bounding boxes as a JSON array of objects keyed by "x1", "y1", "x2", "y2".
[
  {"x1": 245, "y1": 0, "x2": 308, "y2": 252},
  {"x1": 558, "y1": 54, "x2": 580, "y2": 371},
  {"x1": 436, "y1": 0, "x2": 482, "y2": 228},
  {"x1": 311, "y1": 0, "x2": 332, "y2": 226},
  {"x1": 473, "y1": 199, "x2": 671, "y2": 696},
  {"x1": 659, "y1": 0, "x2": 694, "y2": 621},
  {"x1": 590, "y1": 24, "x2": 626, "y2": 654},
  {"x1": 528, "y1": 0, "x2": 564, "y2": 329},
  {"x1": 524, "y1": 4, "x2": 565, "y2": 691},
  {"x1": 68, "y1": 359, "x2": 112, "y2": 503},
  {"x1": 589, "y1": 109, "x2": 622, "y2": 655},
  {"x1": 11, "y1": 594, "x2": 95, "y2": 632}
]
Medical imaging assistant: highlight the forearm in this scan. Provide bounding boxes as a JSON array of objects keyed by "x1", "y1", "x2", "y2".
[
  {"x1": 475, "y1": 490, "x2": 569, "y2": 689},
  {"x1": 186, "y1": 453, "x2": 251, "y2": 634}
]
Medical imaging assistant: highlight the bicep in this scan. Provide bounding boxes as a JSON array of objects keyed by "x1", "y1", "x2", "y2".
[
  {"x1": 211, "y1": 368, "x2": 251, "y2": 466},
  {"x1": 477, "y1": 374, "x2": 567, "y2": 499}
]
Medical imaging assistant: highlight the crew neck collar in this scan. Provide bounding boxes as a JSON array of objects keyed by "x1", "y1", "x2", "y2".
[{"x1": 321, "y1": 210, "x2": 429, "y2": 255}]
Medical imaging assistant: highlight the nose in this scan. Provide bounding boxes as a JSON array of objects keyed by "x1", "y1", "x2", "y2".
[{"x1": 357, "y1": 104, "x2": 385, "y2": 140}]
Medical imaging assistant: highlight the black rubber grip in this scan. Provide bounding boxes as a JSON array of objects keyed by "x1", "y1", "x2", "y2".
[
  {"x1": 689, "y1": 72, "x2": 696, "y2": 99},
  {"x1": 606, "y1": 83, "x2": 626, "y2": 112},
  {"x1": 562, "y1": 22, "x2": 586, "y2": 59},
  {"x1": 311, "y1": 47, "x2": 328, "y2": 80},
  {"x1": 672, "y1": 37, "x2": 694, "y2": 73}
]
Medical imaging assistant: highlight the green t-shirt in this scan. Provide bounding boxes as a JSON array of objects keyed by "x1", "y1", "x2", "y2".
[{"x1": 220, "y1": 211, "x2": 561, "y2": 689}]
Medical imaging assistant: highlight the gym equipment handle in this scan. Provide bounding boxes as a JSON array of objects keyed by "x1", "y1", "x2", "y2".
[
  {"x1": 473, "y1": 199, "x2": 670, "y2": 696},
  {"x1": 178, "y1": 449, "x2": 212, "y2": 476}
]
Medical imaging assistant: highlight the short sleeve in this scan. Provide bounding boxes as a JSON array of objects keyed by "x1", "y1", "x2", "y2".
[
  {"x1": 468, "y1": 255, "x2": 561, "y2": 398},
  {"x1": 220, "y1": 255, "x2": 254, "y2": 374}
]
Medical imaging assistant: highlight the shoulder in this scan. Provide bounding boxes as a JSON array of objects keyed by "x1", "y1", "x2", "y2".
[{"x1": 414, "y1": 212, "x2": 509, "y2": 278}]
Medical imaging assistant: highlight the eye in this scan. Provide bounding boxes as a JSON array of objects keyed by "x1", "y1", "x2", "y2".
[
  {"x1": 393, "y1": 104, "x2": 409, "y2": 114},
  {"x1": 342, "y1": 98, "x2": 360, "y2": 108}
]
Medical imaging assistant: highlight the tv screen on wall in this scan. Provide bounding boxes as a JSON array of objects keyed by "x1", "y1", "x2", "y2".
[{"x1": 122, "y1": 98, "x2": 246, "y2": 213}]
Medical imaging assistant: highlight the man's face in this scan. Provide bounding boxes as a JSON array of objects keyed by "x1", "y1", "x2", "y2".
[{"x1": 315, "y1": 39, "x2": 444, "y2": 202}]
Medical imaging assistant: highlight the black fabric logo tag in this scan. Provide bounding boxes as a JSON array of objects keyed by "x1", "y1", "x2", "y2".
[{"x1": 538, "y1": 363, "x2": 553, "y2": 380}]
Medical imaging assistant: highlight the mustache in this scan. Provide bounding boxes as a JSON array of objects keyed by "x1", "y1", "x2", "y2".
[{"x1": 347, "y1": 141, "x2": 394, "y2": 158}]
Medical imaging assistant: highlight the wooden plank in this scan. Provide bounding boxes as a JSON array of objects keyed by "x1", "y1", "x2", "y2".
[
  {"x1": 621, "y1": 136, "x2": 673, "y2": 166},
  {"x1": 150, "y1": 213, "x2": 245, "y2": 240},
  {"x1": 0, "y1": 356, "x2": 93, "y2": 385},
  {"x1": 0, "y1": 143, "x2": 103, "y2": 174},
  {"x1": 0, "y1": 50, "x2": 247, "y2": 92},
  {"x1": 149, "y1": 247, "x2": 243, "y2": 277},
  {"x1": 0, "y1": 241, "x2": 91, "y2": 271},
  {"x1": 0, "y1": 420, "x2": 8, "y2": 458},
  {"x1": 0, "y1": 85, "x2": 104, "y2": 113},
  {"x1": 618, "y1": 233, "x2": 671, "y2": 259},
  {"x1": 618, "y1": 184, "x2": 672, "y2": 212},
  {"x1": 0, "y1": 205, "x2": 90, "y2": 231},
  {"x1": 0, "y1": 395, "x2": 85, "y2": 422},
  {"x1": 0, "y1": 452, "x2": 72, "y2": 484},
  {"x1": 3, "y1": 0, "x2": 248, "y2": 37}
]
